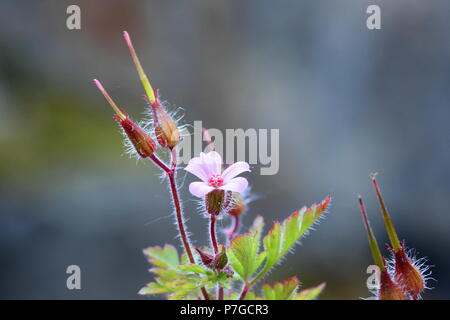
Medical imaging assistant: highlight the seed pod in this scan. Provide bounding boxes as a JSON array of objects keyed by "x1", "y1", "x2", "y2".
[{"x1": 94, "y1": 79, "x2": 156, "y2": 158}]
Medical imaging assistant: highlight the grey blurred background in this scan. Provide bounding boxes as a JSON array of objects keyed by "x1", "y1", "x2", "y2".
[{"x1": 0, "y1": 0, "x2": 449, "y2": 299}]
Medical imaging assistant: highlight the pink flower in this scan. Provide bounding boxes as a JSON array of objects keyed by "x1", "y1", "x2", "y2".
[{"x1": 185, "y1": 151, "x2": 250, "y2": 197}]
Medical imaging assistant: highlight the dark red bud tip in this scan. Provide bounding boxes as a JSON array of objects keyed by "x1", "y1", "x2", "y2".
[
  {"x1": 116, "y1": 115, "x2": 156, "y2": 158},
  {"x1": 194, "y1": 247, "x2": 214, "y2": 266}
]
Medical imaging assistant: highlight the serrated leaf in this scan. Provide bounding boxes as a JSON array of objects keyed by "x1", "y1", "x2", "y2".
[
  {"x1": 149, "y1": 267, "x2": 179, "y2": 280},
  {"x1": 143, "y1": 244, "x2": 179, "y2": 270},
  {"x1": 254, "y1": 197, "x2": 331, "y2": 282},
  {"x1": 299, "y1": 196, "x2": 331, "y2": 235},
  {"x1": 139, "y1": 282, "x2": 172, "y2": 295},
  {"x1": 178, "y1": 264, "x2": 208, "y2": 274},
  {"x1": 263, "y1": 277, "x2": 300, "y2": 300},
  {"x1": 141, "y1": 244, "x2": 209, "y2": 299},
  {"x1": 294, "y1": 283, "x2": 326, "y2": 300},
  {"x1": 228, "y1": 217, "x2": 265, "y2": 282},
  {"x1": 263, "y1": 221, "x2": 282, "y2": 270}
]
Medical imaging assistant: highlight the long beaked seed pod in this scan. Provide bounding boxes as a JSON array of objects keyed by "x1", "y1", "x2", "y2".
[
  {"x1": 94, "y1": 79, "x2": 156, "y2": 158},
  {"x1": 370, "y1": 174, "x2": 428, "y2": 298},
  {"x1": 123, "y1": 31, "x2": 180, "y2": 149},
  {"x1": 358, "y1": 196, "x2": 406, "y2": 300}
]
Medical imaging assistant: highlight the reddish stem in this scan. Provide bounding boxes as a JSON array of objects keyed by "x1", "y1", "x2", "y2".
[
  {"x1": 227, "y1": 215, "x2": 240, "y2": 242},
  {"x1": 209, "y1": 214, "x2": 224, "y2": 300},
  {"x1": 149, "y1": 153, "x2": 210, "y2": 300},
  {"x1": 168, "y1": 173, "x2": 195, "y2": 263},
  {"x1": 238, "y1": 284, "x2": 249, "y2": 300},
  {"x1": 170, "y1": 147, "x2": 177, "y2": 171},
  {"x1": 210, "y1": 215, "x2": 219, "y2": 254}
]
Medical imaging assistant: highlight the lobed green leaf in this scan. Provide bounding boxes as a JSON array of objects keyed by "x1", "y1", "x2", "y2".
[
  {"x1": 228, "y1": 216, "x2": 265, "y2": 282},
  {"x1": 254, "y1": 196, "x2": 331, "y2": 283},
  {"x1": 143, "y1": 244, "x2": 179, "y2": 270},
  {"x1": 263, "y1": 276, "x2": 300, "y2": 300},
  {"x1": 294, "y1": 283, "x2": 326, "y2": 300}
]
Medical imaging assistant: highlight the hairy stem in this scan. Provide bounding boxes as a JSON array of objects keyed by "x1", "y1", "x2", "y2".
[
  {"x1": 218, "y1": 287, "x2": 224, "y2": 300},
  {"x1": 210, "y1": 215, "x2": 219, "y2": 254},
  {"x1": 168, "y1": 172, "x2": 195, "y2": 263},
  {"x1": 227, "y1": 215, "x2": 240, "y2": 242},
  {"x1": 209, "y1": 215, "x2": 224, "y2": 300},
  {"x1": 149, "y1": 153, "x2": 210, "y2": 300}
]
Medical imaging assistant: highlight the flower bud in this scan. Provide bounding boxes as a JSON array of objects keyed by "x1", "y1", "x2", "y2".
[
  {"x1": 205, "y1": 189, "x2": 225, "y2": 215},
  {"x1": 194, "y1": 247, "x2": 214, "y2": 267},
  {"x1": 379, "y1": 269, "x2": 407, "y2": 300},
  {"x1": 212, "y1": 246, "x2": 228, "y2": 271},
  {"x1": 94, "y1": 79, "x2": 156, "y2": 158},
  {"x1": 390, "y1": 242, "x2": 425, "y2": 298},
  {"x1": 144, "y1": 91, "x2": 180, "y2": 149},
  {"x1": 228, "y1": 193, "x2": 245, "y2": 217}
]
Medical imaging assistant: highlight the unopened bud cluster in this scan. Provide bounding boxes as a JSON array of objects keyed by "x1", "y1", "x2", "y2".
[{"x1": 195, "y1": 246, "x2": 234, "y2": 277}]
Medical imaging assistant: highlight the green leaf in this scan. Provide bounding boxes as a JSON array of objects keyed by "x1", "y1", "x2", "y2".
[
  {"x1": 228, "y1": 216, "x2": 265, "y2": 282},
  {"x1": 254, "y1": 196, "x2": 331, "y2": 283},
  {"x1": 140, "y1": 245, "x2": 206, "y2": 299},
  {"x1": 263, "y1": 277, "x2": 300, "y2": 300},
  {"x1": 138, "y1": 282, "x2": 171, "y2": 295},
  {"x1": 140, "y1": 243, "x2": 237, "y2": 299},
  {"x1": 244, "y1": 292, "x2": 262, "y2": 300},
  {"x1": 143, "y1": 244, "x2": 179, "y2": 269},
  {"x1": 149, "y1": 267, "x2": 179, "y2": 280},
  {"x1": 178, "y1": 264, "x2": 208, "y2": 274},
  {"x1": 294, "y1": 283, "x2": 326, "y2": 300}
]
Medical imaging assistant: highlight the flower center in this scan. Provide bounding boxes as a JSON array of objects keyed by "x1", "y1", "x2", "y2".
[{"x1": 208, "y1": 174, "x2": 224, "y2": 188}]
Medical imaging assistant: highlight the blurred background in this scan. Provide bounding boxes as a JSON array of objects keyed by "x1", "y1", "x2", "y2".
[{"x1": 0, "y1": 0, "x2": 449, "y2": 299}]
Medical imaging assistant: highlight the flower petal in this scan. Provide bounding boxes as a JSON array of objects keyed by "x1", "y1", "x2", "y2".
[
  {"x1": 219, "y1": 177, "x2": 248, "y2": 194},
  {"x1": 185, "y1": 157, "x2": 209, "y2": 182},
  {"x1": 201, "y1": 151, "x2": 222, "y2": 177},
  {"x1": 189, "y1": 182, "x2": 215, "y2": 197},
  {"x1": 221, "y1": 161, "x2": 250, "y2": 183}
]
